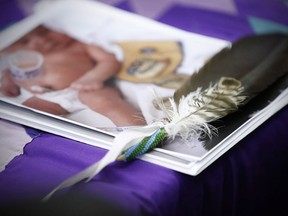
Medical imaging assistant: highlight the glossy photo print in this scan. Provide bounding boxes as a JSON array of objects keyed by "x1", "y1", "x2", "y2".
[{"x1": 0, "y1": 7, "x2": 227, "y2": 132}]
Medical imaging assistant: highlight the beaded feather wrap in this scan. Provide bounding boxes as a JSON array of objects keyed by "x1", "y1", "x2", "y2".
[{"x1": 118, "y1": 77, "x2": 246, "y2": 161}]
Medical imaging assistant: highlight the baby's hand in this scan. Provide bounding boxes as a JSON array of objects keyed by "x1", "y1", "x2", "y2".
[
  {"x1": 70, "y1": 81, "x2": 104, "y2": 91},
  {"x1": 70, "y1": 59, "x2": 110, "y2": 91},
  {"x1": 30, "y1": 85, "x2": 53, "y2": 94}
]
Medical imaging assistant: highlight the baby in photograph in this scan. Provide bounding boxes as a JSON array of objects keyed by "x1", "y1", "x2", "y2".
[{"x1": 0, "y1": 25, "x2": 146, "y2": 127}]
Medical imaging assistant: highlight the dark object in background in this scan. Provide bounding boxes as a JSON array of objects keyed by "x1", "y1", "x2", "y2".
[{"x1": 0, "y1": 190, "x2": 132, "y2": 216}]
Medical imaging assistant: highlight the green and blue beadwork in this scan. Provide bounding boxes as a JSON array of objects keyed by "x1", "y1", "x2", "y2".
[{"x1": 118, "y1": 128, "x2": 167, "y2": 161}]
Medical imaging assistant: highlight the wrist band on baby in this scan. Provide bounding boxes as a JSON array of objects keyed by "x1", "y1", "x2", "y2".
[{"x1": 8, "y1": 50, "x2": 44, "y2": 80}]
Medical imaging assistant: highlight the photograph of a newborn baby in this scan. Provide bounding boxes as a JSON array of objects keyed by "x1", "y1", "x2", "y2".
[
  {"x1": 0, "y1": 26, "x2": 147, "y2": 127},
  {"x1": 0, "y1": 25, "x2": 186, "y2": 129}
]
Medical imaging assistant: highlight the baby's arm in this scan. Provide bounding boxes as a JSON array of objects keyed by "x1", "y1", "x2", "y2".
[
  {"x1": 0, "y1": 69, "x2": 20, "y2": 97},
  {"x1": 1, "y1": 70, "x2": 68, "y2": 115},
  {"x1": 78, "y1": 87, "x2": 146, "y2": 126},
  {"x1": 71, "y1": 45, "x2": 121, "y2": 91}
]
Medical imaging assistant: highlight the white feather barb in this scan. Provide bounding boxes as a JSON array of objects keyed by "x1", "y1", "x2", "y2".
[{"x1": 155, "y1": 77, "x2": 246, "y2": 141}]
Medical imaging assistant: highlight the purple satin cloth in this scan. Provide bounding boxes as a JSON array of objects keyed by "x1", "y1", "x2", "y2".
[
  {"x1": 1, "y1": 0, "x2": 288, "y2": 215},
  {"x1": 0, "y1": 131, "x2": 182, "y2": 215},
  {"x1": 1, "y1": 107, "x2": 287, "y2": 215},
  {"x1": 0, "y1": 0, "x2": 25, "y2": 30},
  {"x1": 158, "y1": 5, "x2": 253, "y2": 41}
]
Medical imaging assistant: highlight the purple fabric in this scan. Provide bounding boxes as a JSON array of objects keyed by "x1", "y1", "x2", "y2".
[
  {"x1": 1, "y1": 107, "x2": 288, "y2": 215},
  {"x1": 114, "y1": 0, "x2": 134, "y2": 13},
  {"x1": 158, "y1": 5, "x2": 253, "y2": 41},
  {"x1": 0, "y1": 0, "x2": 25, "y2": 30},
  {"x1": 1, "y1": 0, "x2": 288, "y2": 215},
  {"x1": 0, "y1": 132, "x2": 184, "y2": 215},
  {"x1": 235, "y1": 0, "x2": 288, "y2": 25}
]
